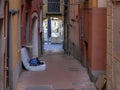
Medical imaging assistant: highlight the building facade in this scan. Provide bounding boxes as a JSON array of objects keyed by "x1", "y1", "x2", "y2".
[
  {"x1": 83, "y1": 0, "x2": 107, "y2": 81},
  {"x1": 0, "y1": 0, "x2": 43, "y2": 90},
  {"x1": 107, "y1": 0, "x2": 120, "y2": 90},
  {"x1": 8, "y1": 0, "x2": 21, "y2": 90},
  {"x1": 64, "y1": 0, "x2": 107, "y2": 81},
  {"x1": 0, "y1": 0, "x2": 12, "y2": 90},
  {"x1": 43, "y1": 0, "x2": 64, "y2": 19},
  {"x1": 21, "y1": 0, "x2": 43, "y2": 58}
]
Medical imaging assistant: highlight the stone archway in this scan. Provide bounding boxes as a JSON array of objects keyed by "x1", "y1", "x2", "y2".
[{"x1": 32, "y1": 13, "x2": 38, "y2": 57}]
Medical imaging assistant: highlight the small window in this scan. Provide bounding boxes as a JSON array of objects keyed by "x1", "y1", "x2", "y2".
[{"x1": 47, "y1": 0, "x2": 60, "y2": 13}]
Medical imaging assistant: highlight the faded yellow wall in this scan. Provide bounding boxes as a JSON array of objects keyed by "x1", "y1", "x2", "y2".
[
  {"x1": 89, "y1": 0, "x2": 98, "y2": 8},
  {"x1": 9, "y1": 0, "x2": 21, "y2": 67},
  {"x1": 89, "y1": 0, "x2": 107, "y2": 8}
]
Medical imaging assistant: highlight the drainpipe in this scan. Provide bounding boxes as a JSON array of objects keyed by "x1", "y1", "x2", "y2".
[
  {"x1": 47, "y1": 18, "x2": 51, "y2": 42},
  {"x1": 64, "y1": 0, "x2": 70, "y2": 54},
  {"x1": 67, "y1": 0, "x2": 70, "y2": 54},
  {"x1": 80, "y1": 0, "x2": 86, "y2": 67}
]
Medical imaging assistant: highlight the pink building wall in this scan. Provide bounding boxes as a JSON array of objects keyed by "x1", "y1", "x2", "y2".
[{"x1": 68, "y1": 0, "x2": 107, "y2": 80}]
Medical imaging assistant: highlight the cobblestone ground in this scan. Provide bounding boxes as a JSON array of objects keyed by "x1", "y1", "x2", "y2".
[{"x1": 16, "y1": 43, "x2": 96, "y2": 90}]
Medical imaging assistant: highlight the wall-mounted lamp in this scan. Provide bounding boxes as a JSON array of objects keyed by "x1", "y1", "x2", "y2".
[{"x1": 9, "y1": 9, "x2": 19, "y2": 15}]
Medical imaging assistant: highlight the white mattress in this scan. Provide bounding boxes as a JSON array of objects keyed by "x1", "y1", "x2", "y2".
[{"x1": 21, "y1": 48, "x2": 46, "y2": 71}]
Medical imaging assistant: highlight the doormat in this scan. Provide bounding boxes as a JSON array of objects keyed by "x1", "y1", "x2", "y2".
[
  {"x1": 26, "y1": 86, "x2": 53, "y2": 90},
  {"x1": 81, "y1": 88, "x2": 97, "y2": 90}
]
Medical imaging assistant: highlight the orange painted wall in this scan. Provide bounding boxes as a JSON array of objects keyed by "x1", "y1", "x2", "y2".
[
  {"x1": 92, "y1": 8, "x2": 106, "y2": 70},
  {"x1": 69, "y1": 0, "x2": 107, "y2": 71},
  {"x1": 86, "y1": 8, "x2": 107, "y2": 70}
]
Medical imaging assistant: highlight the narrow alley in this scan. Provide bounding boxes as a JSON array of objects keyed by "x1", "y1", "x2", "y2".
[
  {"x1": 17, "y1": 43, "x2": 96, "y2": 90},
  {"x1": 1, "y1": 0, "x2": 120, "y2": 90}
]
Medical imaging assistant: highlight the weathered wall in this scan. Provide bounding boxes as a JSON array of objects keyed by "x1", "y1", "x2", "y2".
[
  {"x1": 68, "y1": 0, "x2": 81, "y2": 60},
  {"x1": 9, "y1": 0, "x2": 22, "y2": 90},
  {"x1": 21, "y1": 0, "x2": 42, "y2": 57},
  {"x1": 43, "y1": 0, "x2": 64, "y2": 19},
  {"x1": 0, "y1": 1, "x2": 5, "y2": 90},
  {"x1": 29, "y1": 0, "x2": 42, "y2": 41},
  {"x1": 85, "y1": 1, "x2": 107, "y2": 81},
  {"x1": 68, "y1": 0, "x2": 107, "y2": 81},
  {"x1": 88, "y1": 8, "x2": 107, "y2": 79},
  {"x1": 0, "y1": 18, "x2": 4, "y2": 90},
  {"x1": 107, "y1": 1, "x2": 120, "y2": 90}
]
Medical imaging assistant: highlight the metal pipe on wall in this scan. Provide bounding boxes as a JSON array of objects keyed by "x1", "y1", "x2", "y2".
[{"x1": 80, "y1": 0, "x2": 86, "y2": 67}]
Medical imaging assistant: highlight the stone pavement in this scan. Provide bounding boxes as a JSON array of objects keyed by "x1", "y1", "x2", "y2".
[{"x1": 16, "y1": 43, "x2": 96, "y2": 90}]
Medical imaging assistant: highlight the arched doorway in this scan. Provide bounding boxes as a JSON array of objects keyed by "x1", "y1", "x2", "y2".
[{"x1": 32, "y1": 13, "x2": 38, "y2": 57}]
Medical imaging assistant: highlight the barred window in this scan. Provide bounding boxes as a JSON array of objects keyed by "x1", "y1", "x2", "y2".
[{"x1": 48, "y1": 0, "x2": 60, "y2": 13}]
